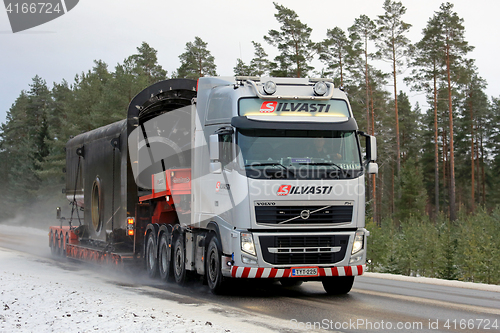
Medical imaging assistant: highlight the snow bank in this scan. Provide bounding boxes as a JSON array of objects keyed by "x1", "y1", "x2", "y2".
[
  {"x1": 365, "y1": 272, "x2": 500, "y2": 292},
  {"x1": 0, "y1": 248, "x2": 295, "y2": 333}
]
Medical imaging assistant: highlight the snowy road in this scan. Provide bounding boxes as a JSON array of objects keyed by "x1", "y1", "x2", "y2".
[{"x1": 1, "y1": 224, "x2": 500, "y2": 332}]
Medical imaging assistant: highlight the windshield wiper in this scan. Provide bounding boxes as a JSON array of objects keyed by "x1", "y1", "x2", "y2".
[
  {"x1": 244, "y1": 162, "x2": 295, "y2": 176},
  {"x1": 299, "y1": 162, "x2": 344, "y2": 172}
]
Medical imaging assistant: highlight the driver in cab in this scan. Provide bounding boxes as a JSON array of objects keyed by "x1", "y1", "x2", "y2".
[{"x1": 310, "y1": 137, "x2": 342, "y2": 160}]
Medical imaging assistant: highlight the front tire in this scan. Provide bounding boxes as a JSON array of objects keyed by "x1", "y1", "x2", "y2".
[
  {"x1": 146, "y1": 233, "x2": 158, "y2": 278},
  {"x1": 322, "y1": 276, "x2": 354, "y2": 295},
  {"x1": 206, "y1": 235, "x2": 227, "y2": 294},
  {"x1": 158, "y1": 232, "x2": 173, "y2": 282}
]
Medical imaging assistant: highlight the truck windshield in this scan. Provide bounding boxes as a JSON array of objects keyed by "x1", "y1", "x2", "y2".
[{"x1": 236, "y1": 129, "x2": 362, "y2": 179}]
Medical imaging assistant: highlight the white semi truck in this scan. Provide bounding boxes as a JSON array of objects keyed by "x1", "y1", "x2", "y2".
[{"x1": 51, "y1": 76, "x2": 377, "y2": 295}]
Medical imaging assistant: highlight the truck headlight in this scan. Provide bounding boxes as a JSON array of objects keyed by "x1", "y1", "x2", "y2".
[
  {"x1": 351, "y1": 232, "x2": 364, "y2": 255},
  {"x1": 241, "y1": 233, "x2": 256, "y2": 256}
]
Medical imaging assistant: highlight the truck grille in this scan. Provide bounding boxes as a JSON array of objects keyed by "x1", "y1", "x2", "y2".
[
  {"x1": 255, "y1": 205, "x2": 353, "y2": 225},
  {"x1": 259, "y1": 235, "x2": 349, "y2": 265}
]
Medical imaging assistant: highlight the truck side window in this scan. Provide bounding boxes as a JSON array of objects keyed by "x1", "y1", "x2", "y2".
[{"x1": 219, "y1": 134, "x2": 233, "y2": 169}]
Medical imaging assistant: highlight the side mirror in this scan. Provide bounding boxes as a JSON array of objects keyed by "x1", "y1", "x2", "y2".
[
  {"x1": 366, "y1": 135, "x2": 377, "y2": 162},
  {"x1": 209, "y1": 134, "x2": 219, "y2": 161},
  {"x1": 367, "y1": 162, "x2": 378, "y2": 175},
  {"x1": 56, "y1": 207, "x2": 61, "y2": 219}
]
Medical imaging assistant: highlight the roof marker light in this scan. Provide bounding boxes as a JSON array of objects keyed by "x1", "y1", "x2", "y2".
[
  {"x1": 263, "y1": 81, "x2": 277, "y2": 95},
  {"x1": 313, "y1": 81, "x2": 328, "y2": 96}
]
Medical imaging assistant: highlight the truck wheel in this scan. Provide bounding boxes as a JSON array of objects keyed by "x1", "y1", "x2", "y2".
[
  {"x1": 206, "y1": 235, "x2": 226, "y2": 294},
  {"x1": 158, "y1": 232, "x2": 173, "y2": 282},
  {"x1": 173, "y1": 235, "x2": 188, "y2": 285},
  {"x1": 146, "y1": 233, "x2": 158, "y2": 278},
  {"x1": 49, "y1": 230, "x2": 56, "y2": 255},
  {"x1": 322, "y1": 276, "x2": 354, "y2": 295},
  {"x1": 54, "y1": 232, "x2": 61, "y2": 256},
  {"x1": 59, "y1": 232, "x2": 65, "y2": 256}
]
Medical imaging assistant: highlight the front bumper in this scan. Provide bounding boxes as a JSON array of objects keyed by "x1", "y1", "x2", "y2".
[{"x1": 230, "y1": 264, "x2": 365, "y2": 278}]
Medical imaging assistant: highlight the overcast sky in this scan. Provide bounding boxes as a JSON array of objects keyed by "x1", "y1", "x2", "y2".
[{"x1": 1, "y1": 0, "x2": 499, "y2": 126}]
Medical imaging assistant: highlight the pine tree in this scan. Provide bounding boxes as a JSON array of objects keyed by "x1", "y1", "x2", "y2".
[
  {"x1": 317, "y1": 27, "x2": 350, "y2": 86},
  {"x1": 249, "y1": 41, "x2": 270, "y2": 76},
  {"x1": 177, "y1": 37, "x2": 217, "y2": 79},
  {"x1": 405, "y1": 14, "x2": 443, "y2": 216},
  {"x1": 233, "y1": 58, "x2": 251, "y2": 76},
  {"x1": 376, "y1": 0, "x2": 412, "y2": 177},
  {"x1": 435, "y1": 2, "x2": 474, "y2": 221},
  {"x1": 264, "y1": 2, "x2": 315, "y2": 78}
]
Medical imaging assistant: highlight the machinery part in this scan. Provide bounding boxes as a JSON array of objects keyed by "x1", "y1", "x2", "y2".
[
  {"x1": 206, "y1": 234, "x2": 227, "y2": 294},
  {"x1": 279, "y1": 279, "x2": 303, "y2": 288},
  {"x1": 145, "y1": 232, "x2": 158, "y2": 278},
  {"x1": 158, "y1": 232, "x2": 173, "y2": 281},
  {"x1": 322, "y1": 276, "x2": 354, "y2": 295},
  {"x1": 173, "y1": 234, "x2": 188, "y2": 285}
]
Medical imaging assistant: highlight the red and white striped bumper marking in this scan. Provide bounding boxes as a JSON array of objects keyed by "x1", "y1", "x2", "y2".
[{"x1": 231, "y1": 265, "x2": 365, "y2": 278}]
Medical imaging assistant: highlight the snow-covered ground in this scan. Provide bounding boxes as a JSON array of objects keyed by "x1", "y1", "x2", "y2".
[{"x1": 0, "y1": 226, "x2": 300, "y2": 333}]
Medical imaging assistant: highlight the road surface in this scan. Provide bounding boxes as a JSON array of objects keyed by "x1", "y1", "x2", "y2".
[{"x1": 1, "y1": 224, "x2": 499, "y2": 332}]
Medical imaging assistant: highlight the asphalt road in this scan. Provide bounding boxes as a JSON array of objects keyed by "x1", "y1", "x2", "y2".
[{"x1": 1, "y1": 224, "x2": 499, "y2": 333}]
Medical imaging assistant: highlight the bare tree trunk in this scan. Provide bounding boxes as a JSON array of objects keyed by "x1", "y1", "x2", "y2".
[
  {"x1": 446, "y1": 43, "x2": 457, "y2": 221},
  {"x1": 393, "y1": 46, "x2": 401, "y2": 177},
  {"x1": 469, "y1": 95, "x2": 475, "y2": 213},
  {"x1": 480, "y1": 135, "x2": 486, "y2": 205},
  {"x1": 433, "y1": 72, "x2": 440, "y2": 216},
  {"x1": 443, "y1": 129, "x2": 448, "y2": 216},
  {"x1": 391, "y1": 167, "x2": 395, "y2": 215}
]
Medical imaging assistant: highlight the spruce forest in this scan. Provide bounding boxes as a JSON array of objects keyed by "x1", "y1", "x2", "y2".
[{"x1": 1, "y1": 1, "x2": 499, "y2": 284}]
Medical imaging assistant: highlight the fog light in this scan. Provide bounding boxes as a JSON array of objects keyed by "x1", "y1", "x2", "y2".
[
  {"x1": 350, "y1": 255, "x2": 362, "y2": 264},
  {"x1": 242, "y1": 256, "x2": 257, "y2": 265},
  {"x1": 313, "y1": 81, "x2": 328, "y2": 96},
  {"x1": 263, "y1": 81, "x2": 277, "y2": 95}
]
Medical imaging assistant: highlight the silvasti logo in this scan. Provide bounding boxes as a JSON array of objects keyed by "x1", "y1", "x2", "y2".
[
  {"x1": 277, "y1": 185, "x2": 333, "y2": 196},
  {"x1": 3, "y1": 0, "x2": 79, "y2": 33},
  {"x1": 260, "y1": 101, "x2": 332, "y2": 114}
]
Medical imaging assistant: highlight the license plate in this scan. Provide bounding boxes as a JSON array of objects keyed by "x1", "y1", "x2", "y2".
[{"x1": 291, "y1": 267, "x2": 318, "y2": 277}]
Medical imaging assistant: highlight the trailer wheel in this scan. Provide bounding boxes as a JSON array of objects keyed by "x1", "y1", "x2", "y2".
[
  {"x1": 173, "y1": 235, "x2": 188, "y2": 285},
  {"x1": 158, "y1": 232, "x2": 173, "y2": 282},
  {"x1": 55, "y1": 232, "x2": 62, "y2": 256},
  {"x1": 322, "y1": 276, "x2": 354, "y2": 295},
  {"x1": 50, "y1": 230, "x2": 56, "y2": 255},
  {"x1": 145, "y1": 233, "x2": 158, "y2": 278},
  {"x1": 60, "y1": 231, "x2": 66, "y2": 256},
  {"x1": 206, "y1": 235, "x2": 226, "y2": 294}
]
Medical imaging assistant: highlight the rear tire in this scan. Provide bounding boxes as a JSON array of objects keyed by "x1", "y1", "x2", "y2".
[
  {"x1": 158, "y1": 232, "x2": 173, "y2": 282},
  {"x1": 146, "y1": 233, "x2": 158, "y2": 278},
  {"x1": 322, "y1": 276, "x2": 354, "y2": 295},
  {"x1": 206, "y1": 235, "x2": 227, "y2": 294},
  {"x1": 173, "y1": 234, "x2": 188, "y2": 285}
]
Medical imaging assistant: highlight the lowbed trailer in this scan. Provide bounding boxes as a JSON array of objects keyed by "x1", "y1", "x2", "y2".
[{"x1": 51, "y1": 77, "x2": 378, "y2": 294}]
